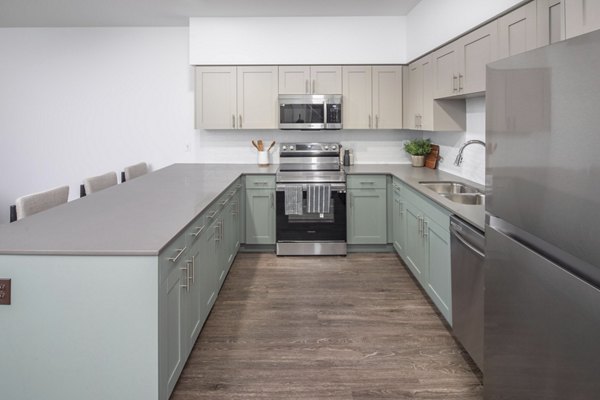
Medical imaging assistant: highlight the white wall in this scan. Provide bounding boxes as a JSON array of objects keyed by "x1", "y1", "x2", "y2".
[
  {"x1": 0, "y1": 27, "x2": 196, "y2": 223},
  {"x1": 189, "y1": 17, "x2": 407, "y2": 65},
  {"x1": 406, "y1": 0, "x2": 524, "y2": 60},
  {"x1": 425, "y1": 97, "x2": 486, "y2": 185}
]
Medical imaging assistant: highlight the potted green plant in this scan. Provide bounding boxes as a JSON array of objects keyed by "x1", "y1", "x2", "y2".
[{"x1": 404, "y1": 138, "x2": 432, "y2": 167}]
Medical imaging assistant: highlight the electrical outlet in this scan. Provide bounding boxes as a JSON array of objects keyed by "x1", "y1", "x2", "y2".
[{"x1": 0, "y1": 279, "x2": 11, "y2": 305}]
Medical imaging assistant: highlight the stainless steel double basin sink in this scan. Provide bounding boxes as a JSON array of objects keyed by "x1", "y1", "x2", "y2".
[{"x1": 419, "y1": 181, "x2": 484, "y2": 205}]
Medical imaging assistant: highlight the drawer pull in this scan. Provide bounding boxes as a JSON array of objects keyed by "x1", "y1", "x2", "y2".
[
  {"x1": 169, "y1": 246, "x2": 187, "y2": 263},
  {"x1": 191, "y1": 225, "x2": 205, "y2": 237}
]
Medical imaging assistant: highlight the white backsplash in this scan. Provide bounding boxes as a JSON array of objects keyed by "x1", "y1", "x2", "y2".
[
  {"x1": 425, "y1": 97, "x2": 486, "y2": 185},
  {"x1": 193, "y1": 129, "x2": 422, "y2": 165}
]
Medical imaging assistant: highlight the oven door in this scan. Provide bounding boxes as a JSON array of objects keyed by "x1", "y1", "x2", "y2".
[
  {"x1": 279, "y1": 95, "x2": 326, "y2": 130},
  {"x1": 275, "y1": 184, "x2": 346, "y2": 242}
]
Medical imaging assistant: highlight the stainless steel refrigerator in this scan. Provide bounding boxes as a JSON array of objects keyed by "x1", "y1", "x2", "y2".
[{"x1": 485, "y1": 29, "x2": 600, "y2": 399}]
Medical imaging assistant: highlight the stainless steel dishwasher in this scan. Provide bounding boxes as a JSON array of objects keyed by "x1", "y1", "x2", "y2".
[{"x1": 450, "y1": 215, "x2": 484, "y2": 371}]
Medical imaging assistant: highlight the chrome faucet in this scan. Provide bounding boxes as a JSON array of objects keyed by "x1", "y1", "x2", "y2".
[{"x1": 454, "y1": 140, "x2": 486, "y2": 166}]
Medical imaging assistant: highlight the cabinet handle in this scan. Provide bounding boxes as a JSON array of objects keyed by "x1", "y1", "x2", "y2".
[
  {"x1": 459, "y1": 74, "x2": 464, "y2": 91},
  {"x1": 215, "y1": 223, "x2": 221, "y2": 242},
  {"x1": 399, "y1": 202, "x2": 404, "y2": 216},
  {"x1": 305, "y1": 79, "x2": 309, "y2": 94},
  {"x1": 270, "y1": 193, "x2": 274, "y2": 208},
  {"x1": 349, "y1": 193, "x2": 353, "y2": 208},
  {"x1": 231, "y1": 202, "x2": 238, "y2": 215},
  {"x1": 312, "y1": 79, "x2": 315, "y2": 94},
  {"x1": 239, "y1": 114, "x2": 242, "y2": 128},
  {"x1": 191, "y1": 225, "x2": 205, "y2": 237},
  {"x1": 453, "y1": 75, "x2": 458, "y2": 92},
  {"x1": 360, "y1": 181, "x2": 375, "y2": 185},
  {"x1": 180, "y1": 264, "x2": 190, "y2": 291},
  {"x1": 414, "y1": 114, "x2": 418, "y2": 129},
  {"x1": 253, "y1": 181, "x2": 269, "y2": 186},
  {"x1": 423, "y1": 220, "x2": 429, "y2": 238},
  {"x1": 188, "y1": 256, "x2": 195, "y2": 284},
  {"x1": 376, "y1": 115, "x2": 380, "y2": 129},
  {"x1": 208, "y1": 211, "x2": 217, "y2": 220},
  {"x1": 418, "y1": 216, "x2": 423, "y2": 236},
  {"x1": 232, "y1": 114, "x2": 235, "y2": 128},
  {"x1": 169, "y1": 246, "x2": 187, "y2": 263},
  {"x1": 368, "y1": 115, "x2": 372, "y2": 128}
]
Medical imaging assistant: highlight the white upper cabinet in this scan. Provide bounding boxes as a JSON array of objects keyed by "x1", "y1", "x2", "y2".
[
  {"x1": 565, "y1": 0, "x2": 600, "y2": 38},
  {"x1": 342, "y1": 66, "x2": 373, "y2": 129},
  {"x1": 278, "y1": 66, "x2": 342, "y2": 94},
  {"x1": 195, "y1": 67, "x2": 237, "y2": 129},
  {"x1": 499, "y1": 1, "x2": 538, "y2": 59},
  {"x1": 432, "y1": 43, "x2": 460, "y2": 99},
  {"x1": 278, "y1": 66, "x2": 310, "y2": 94},
  {"x1": 237, "y1": 66, "x2": 279, "y2": 129},
  {"x1": 343, "y1": 66, "x2": 403, "y2": 130},
  {"x1": 195, "y1": 66, "x2": 278, "y2": 130},
  {"x1": 457, "y1": 20, "x2": 499, "y2": 94},
  {"x1": 372, "y1": 66, "x2": 403, "y2": 129},
  {"x1": 432, "y1": 20, "x2": 498, "y2": 98},
  {"x1": 538, "y1": 0, "x2": 565, "y2": 46}
]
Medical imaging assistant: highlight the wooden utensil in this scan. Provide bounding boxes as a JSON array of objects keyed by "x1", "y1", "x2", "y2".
[
  {"x1": 252, "y1": 140, "x2": 259, "y2": 151},
  {"x1": 258, "y1": 140, "x2": 264, "y2": 151},
  {"x1": 267, "y1": 141, "x2": 276, "y2": 152}
]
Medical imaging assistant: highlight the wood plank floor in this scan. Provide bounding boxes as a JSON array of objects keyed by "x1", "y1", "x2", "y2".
[{"x1": 171, "y1": 253, "x2": 483, "y2": 400}]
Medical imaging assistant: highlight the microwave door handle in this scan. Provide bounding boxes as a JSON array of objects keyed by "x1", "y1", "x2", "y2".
[{"x1": 324, "y1": 101, "x2": 328, "y2": 127}]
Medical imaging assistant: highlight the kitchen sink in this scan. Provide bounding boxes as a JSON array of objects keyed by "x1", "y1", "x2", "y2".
[
  {"x1": 440, "y1": 193, "x2": 485, "y2": 205},
  {"x1": 419, "y1": 181, "x2": 481, "y2": 194}
]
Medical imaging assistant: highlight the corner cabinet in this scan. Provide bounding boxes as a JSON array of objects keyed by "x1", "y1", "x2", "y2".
[
  {"x1": 245, "y1": 175, "x2": 276, "y2": 245},
  {"x1": 565, "y1": 0, "x2": 600, "y2": 39},
  {"x1": 342, "y1": 66, "x2": 403, "y2": 129},
  {"x1": 392, "y1": 180, "x2": 452, "y2": 325},
  {"x1": 347, "y1": 175, "x2": 388, "y2": 244},
  {"x1": 498, "y1": 1, "x2": 538, "y2": 59},
  {"x1": 195, "y1": 66, "x2": 278, "y2": 129},
  {"x1": 538, "y1": 0, "x2": 565, "y2": 46}
]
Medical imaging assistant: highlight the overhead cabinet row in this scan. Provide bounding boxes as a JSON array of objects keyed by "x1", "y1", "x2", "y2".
[{"x1": 195, "y1": 65, "x2": 403, "y2": 130}]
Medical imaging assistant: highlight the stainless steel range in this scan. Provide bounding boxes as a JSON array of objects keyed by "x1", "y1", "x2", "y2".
[{"x1": 276, "y1": 142, "x2": 347, "y2": 256}]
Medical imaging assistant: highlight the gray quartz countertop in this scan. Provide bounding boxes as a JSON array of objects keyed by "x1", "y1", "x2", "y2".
[
  {"x1": 344, "y1": 164, "x2": 485, "y2": 231},
  {"x1": 0, "y1": 164, "x2": 277, "y2": 256},
  {"x1": 0, "y1": 163, "x2": 484, "y2": 256}
]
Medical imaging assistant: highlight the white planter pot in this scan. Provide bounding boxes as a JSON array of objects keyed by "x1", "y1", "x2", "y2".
[{"x1": 411, "y1": 155, "x2": 425, "y2": 167}]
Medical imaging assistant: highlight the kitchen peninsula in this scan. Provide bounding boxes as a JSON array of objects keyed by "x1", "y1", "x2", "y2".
[{"x1": 0, "y1": 163, "x2": 483, "y2": 400}]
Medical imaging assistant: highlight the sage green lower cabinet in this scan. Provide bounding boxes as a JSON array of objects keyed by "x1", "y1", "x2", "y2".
[
  {"x1": 163, "y1": 257, "x2": 186, "y2": 397},
  {"x1": 392, "y1": 181, "x2": 407, "y2": 255},
  {"x1": 245, "y1": 175, "x2": 276, "y2": 245},
  {"x1": 347, "y1": 175, "x2": 388, "y2": 245},
  {"x1": 394, "y1": 182, "x2": 452, "y2": 325}
]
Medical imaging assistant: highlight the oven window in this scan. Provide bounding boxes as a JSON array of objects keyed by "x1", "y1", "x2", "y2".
[
  {"x1": 280, "y1": 104, "x2": 324, "y2": 124},
  {"x1": 276, "y1": 191, "x2": 346, "y2": 242}
]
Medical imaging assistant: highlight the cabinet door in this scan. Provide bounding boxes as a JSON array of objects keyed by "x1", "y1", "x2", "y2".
[
  {"x1": 199, "y1": 225, "x2": 218, "y2": 321},
  {"x1": 432, "y1": 43, "x2": 460, "y2": 99},
  {"x1": 185, "y1": 240, "x2": 203, "y2": 350},
  {"x1": 311, "y1": 66, "x2": 342, "y2": 94},
  {"x1": 499, "y1": 1, "x2": 538, "y2": 59},
  {"x1": 245, "y1": 189, "x2": 275, "y2": 244},
  {"x1": 565, "y1": 0, "x2": 600, "y2": 38},
  {"x1": 237, "y1": 66, "x2": 278, "y2": 129},
  {"x1": 164, "y1": 263, "x2": 185, "y2": 396},
  {"x1": 538, "y1": 0, "x2": 565, "y2": 46},
  {"x1": 372, "y1": 66, "x2": 403, "y2": 129},
  {"x1": 458, "y1": 20, "x2": 499, "y2": 94},
  {"x1": 424, "y1": 218, "x2": 452, "y2": 325},
  {"x1": 404, "y1": 202, "x2": 427, "y2": 286},
  {"x1": 347, "y1": 188, "x2": 387, "y2": 244},
  {"x1": 392, "y1": 189, "x2": 406, "y2": 255},
  {"x1": 195, "y1": 66, "x2": 237, "y2": 129},
  {"x1": 342, "y1": 66, "x2": 373, "y2": 129},
  {"x1": 406, "y1": 61, "x2": 423, "y2": 130},
  {"x1": 279, "y1": 66, "x2": 310, "y2": 94}
]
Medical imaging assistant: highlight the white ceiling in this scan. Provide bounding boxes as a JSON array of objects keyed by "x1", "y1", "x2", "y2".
[{"x1": 0, "y1": 0, "x2": 422, "y2": 27}]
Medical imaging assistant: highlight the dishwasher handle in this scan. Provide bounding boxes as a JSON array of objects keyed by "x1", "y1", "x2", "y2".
[{"x1": 451, "y1": 223, "x2": 485, "y2": 259}]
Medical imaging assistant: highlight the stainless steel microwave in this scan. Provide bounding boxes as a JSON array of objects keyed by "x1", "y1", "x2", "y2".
[{"x1": 278, "y1": 94, "x2": 342, "y2": 130}]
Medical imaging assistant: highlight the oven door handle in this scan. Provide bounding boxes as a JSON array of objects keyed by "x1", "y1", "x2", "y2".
[{"x1": 276, "y1": 183, "x2": 347, "y2": 191}]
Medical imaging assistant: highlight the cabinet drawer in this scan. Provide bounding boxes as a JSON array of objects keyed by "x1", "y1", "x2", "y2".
[
  {"x1": 347, "y1": 175, "x2": 387, "y2": 189},
  {"x1": 245, "y1": 175, "x2": 276, "y2": 189},
  {"x1": 159, "y1": 233, "x2": 188, "y2": 284}
]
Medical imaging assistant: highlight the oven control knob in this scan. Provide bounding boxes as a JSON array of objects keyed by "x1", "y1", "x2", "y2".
[
  {"x1": 282, "y1": 146, "x2": 287, "y2": 151},
  {"x1": 289, "y1": 145, "x2": 294, "y2": 150},
  {"x1": 331, "y1": 145, "x2": 337, "y2": 150}
]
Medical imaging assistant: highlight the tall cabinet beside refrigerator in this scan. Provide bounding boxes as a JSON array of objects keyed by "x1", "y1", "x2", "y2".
[{"x1": 485, "y1": 29, "x2": 600, "y2": 399}]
